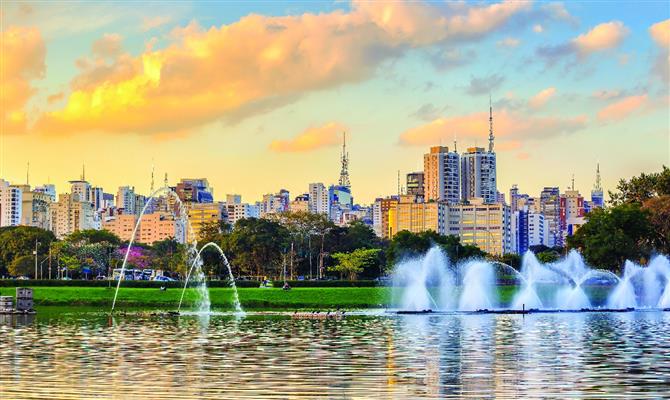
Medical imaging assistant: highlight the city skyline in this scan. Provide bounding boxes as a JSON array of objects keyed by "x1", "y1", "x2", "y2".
[{"x1": 2, "y1": 1, "x2": 669, "y2": 204}]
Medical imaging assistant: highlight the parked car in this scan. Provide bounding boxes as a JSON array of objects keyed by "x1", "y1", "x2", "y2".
[{"x1": 153, "y1": 276, "x2": 175, "y2": 282}]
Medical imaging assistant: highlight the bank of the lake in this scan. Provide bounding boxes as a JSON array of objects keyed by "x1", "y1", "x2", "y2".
[{"x1": 0, "y1": 285, "x2": 525, "y2": 310}]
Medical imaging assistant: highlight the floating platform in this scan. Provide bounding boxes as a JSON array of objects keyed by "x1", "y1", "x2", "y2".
[{"x1": 0, "y1": 310, "x2": 37, "y2": 315}]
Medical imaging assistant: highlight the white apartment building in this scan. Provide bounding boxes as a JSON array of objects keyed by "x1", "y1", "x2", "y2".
[
  {"x1": 442, "y1": 198, "x2": 510, "y2": 255},
  {"x1": 0, "y1": 179, "x2": 23, "y2": 227},
  {"x1": 308, "y1": 183, "x2": 330, "y2": 214}
]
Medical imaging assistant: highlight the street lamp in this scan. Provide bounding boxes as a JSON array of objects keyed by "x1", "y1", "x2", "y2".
[
  {"x1": 34, "y1": 239, "x2": 41, "y2": 279},
  {"x1": 39, "y1": 257, "x2": 49, "y2": 280}
]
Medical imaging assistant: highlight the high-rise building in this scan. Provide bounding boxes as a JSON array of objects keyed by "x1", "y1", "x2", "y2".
[
  {"x1": 0, "y1": 180, "x2": 23, "y2": 227},
  {"x1": 261, "y1": 189, "x2": 290, "y2": 216},
  {"x1": 461, "y1": 147, "x2": 497, "y2": 204},
  {"x1": 135, "y1": 194, "x2": 148, "y2": 216},
  {"x1": 373, "y1": 196, "x2": 399, "y2": 238},
  {"x1": 34, "y1": 184, "x2": 56, "y2": 201},
  {"x1": 540, "y1": 187, "x2": 562, "y2": 247},
  {"x1": 226, "y1": 194, "x2": 242, "y2": 205},
  {"x1": 186, "y1": 202, "x2": 225, "y2": 241},
  {"x1": 15, "y1": 184, "x2": 52, "y2": 230},
  {"x1": 225, "y1": 203, "x2": 259, "y2": 225},
  {"x1": 589, "y1": 163, "x2": 605, "y2": 210},
  {"x1": 176, "y1": 178, "x2": 213, "y2": 203},
  {"x1": 387, "y1": 195, "x2": 443, "y2": 238},
  {"x1": 308, "y1": 183, "x2": 330, "y2": 215},
  {"x1": 461, "y1": 101, "x2": 497, "y2": 204},
  {"x1": 328, "y1": 185, "x2": 353, "y2": 224},
  {"x1": 511, "y1": 207, "x2": 548, "y2": 254},
  {"x1": 290, "y1": 194, "x2": 310, "y2": 213},
  {"x1": 443, "y1": 198, "x2": 510, "y2": 255},
  {"x1": 103, "y1": 212, "x2": 178, "y2": 244},
  {"x1": 406, "y1": 172, "x2": 425, "y2": 197},
  {"x1": 509, "y1": 184, "x2": 529, "y2": 213},
  {"x1": 423, "y1": 146, "x2": 460, "y2": 203},
  {"x1": 562, "y1": 188, "x2": 585, "y2": 237},
  {"x1": 116, "y1": 186, "x2": 136, "y2": 214},
  {"x1": 50, "y1": 193, "x2": 95, "y2": 238}
]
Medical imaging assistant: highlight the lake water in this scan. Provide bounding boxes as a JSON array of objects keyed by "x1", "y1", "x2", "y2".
[{"x1": 1, "y1": 309, "x2": 670, "y2": 399}]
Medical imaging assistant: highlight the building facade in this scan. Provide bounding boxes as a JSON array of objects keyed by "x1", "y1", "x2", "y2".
[
  {"x1": 387, "y1": 195, "x2": 442, "y2": 238},
  {"x1": 308, "y1": 183, "x2": 330, "y2": 215},
  {"x1": 423, "y1": 146, "x2": 460, "y2": 203},
  {"x1": 50, "y1": 193, "x2": 95, "y2": 239},
  {"x1": 443, "y1": 199, "x2": 510, "y2": 255}
]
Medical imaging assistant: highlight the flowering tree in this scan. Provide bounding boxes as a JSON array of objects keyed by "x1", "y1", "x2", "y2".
[{"x1": 116, "y1": 246, "x2": 151, "y2": 269}]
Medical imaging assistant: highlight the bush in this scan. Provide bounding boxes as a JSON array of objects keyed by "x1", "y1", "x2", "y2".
[
  {"x1": 270, "y1": 280, "x2": 379, "y2": 287},
  {"x1": 0, "y1": 279, "x2": 260, "y2": 288}
]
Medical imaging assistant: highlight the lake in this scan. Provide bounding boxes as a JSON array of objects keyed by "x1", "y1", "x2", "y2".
[{"x1": 1, "y1": 309, "x2": 669, "y2": 398}]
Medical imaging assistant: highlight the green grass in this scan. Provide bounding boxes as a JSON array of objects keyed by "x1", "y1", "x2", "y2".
[
  {"x1": 0, "y1": 284, "x2": 614, "y2": 310},
  {"x1": 0, "y1": 286, "x2": 392, "y2": 310}
]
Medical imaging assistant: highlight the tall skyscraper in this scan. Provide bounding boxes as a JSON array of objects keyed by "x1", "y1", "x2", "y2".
[
  {"x1": 461, "y1": 100, "x2": 497, "y2": 204},
  {"x1": 591, "y1": 163, "x2": 604, "y2": 208},
  {"x1": 540, "y1": 187, "x2": 562, "y2": 247},
  {"x1": 308, "y1": 183, "x2": 330, "y2": 215},
  {"x1": 69, "y1": 166, "x2": 91, "y2": 205},
  {"x1": 0, "y1": 179, "x2": 23, "y2": 227},
  {"x1": 116, "y1": 186, "x2": 136, "y2": 214},
  {"x1": 423, "y1": 146, "x2": 460, "y2": 203}
]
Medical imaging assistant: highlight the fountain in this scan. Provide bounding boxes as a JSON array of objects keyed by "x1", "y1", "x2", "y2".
[
  {"x1": 178, "y1": 242, "x2": 243, "y2": 314},
  {"x1": 389, "y1": 245, "x2": 670, "y2": 314},
  {"x1": 111, "y1": 186, "x2": 205, "y2": 312}
]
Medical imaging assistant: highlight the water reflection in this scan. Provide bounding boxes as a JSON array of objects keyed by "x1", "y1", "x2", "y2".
[{"x1": 1, "y1": 310, "x2": 670, "y2": 398}]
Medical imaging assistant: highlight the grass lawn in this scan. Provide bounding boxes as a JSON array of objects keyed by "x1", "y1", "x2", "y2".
[
  {"x1": 0, "y1": 286, "x2": 392, "y2": 310},
  {"x1": 0, "y1": 284, "x2": 611, "y2": 310}
]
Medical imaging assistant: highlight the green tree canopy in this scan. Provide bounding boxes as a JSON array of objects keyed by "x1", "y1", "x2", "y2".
[
  {"x1": 65, "y1": 229, "x2": 121, "y2": 246},
  {"x1": 0, "y1": 226, "x2": 56, "y2": 276},
  {"x1": 567, "y1": 203, "x2": 652, "y2": 271},
  {"x1": 8, "y1": 255, "x2": 35, "y2": 278},
  {"x1": 609, "y1": 165, "x2": 670, "y2": 206},
  {"x1": 330, "y1": 248, "x2": 381, "y2": 280},
  {"x1": 387, "y1": 230, "x2": 486, "y2": 266}
]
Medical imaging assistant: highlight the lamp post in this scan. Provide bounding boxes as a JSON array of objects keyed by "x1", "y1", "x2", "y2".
[
  {"x1": 34, "y1": 239, "x2": 41, "y2": 279},
  {"x1": 40, "y1": 257, "x2": 49, "y2": 280}
]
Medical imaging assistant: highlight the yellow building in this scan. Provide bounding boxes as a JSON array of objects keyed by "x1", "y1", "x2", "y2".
[
  {"x1": 103, "y1": 212, "x2": 177, "y2": 244},
  {"x1": 444, "y1": 198, "x2": 510, "y2": 255},
  {"x1": 387, "y1": 195, "x2": 443, "y2": 238},
  {"x1": 186, "y1": 202, "x2": 224, "y2": 241},
  {"x1": 50, "y1": 193, "x2": 95, "y2": 239}
]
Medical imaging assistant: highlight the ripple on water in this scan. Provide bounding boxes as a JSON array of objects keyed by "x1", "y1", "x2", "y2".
[{"x1": 1, "y1": 310, "x2": 670, "y2": 398}]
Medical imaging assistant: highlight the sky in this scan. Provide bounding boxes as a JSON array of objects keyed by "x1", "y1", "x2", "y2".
[{"x1": 1, "y1": 0, "x2": 669, "y2": 204}]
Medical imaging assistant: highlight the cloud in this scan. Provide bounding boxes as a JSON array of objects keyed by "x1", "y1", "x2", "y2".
[
  {"x1": 269, "y1": 122, "x2": 347, "y2": 153},
  {"x1": 649, "y1": 19, "x2": 669, "y2": 83},
  {"x1": 410, "y1": 103, "x2": 449, "y2": 121},
  {"x1": 142, "y1": 16, "x2": 172, "y2": 32},
  {"x1": 537, "y1": 21, "x2": 629, "y2": 66},
  {"x1": 516, "y1": 152, "x2": 530, "y2": 160},
  {"x1": 649, "y1": 19, "x2": 669, "y2": 49},
  {"x1": 533, "y1": 24, "x2": 543, "y2": 33},
  {"x1": 32, "y1": 0, "x2": 531, "y2": 137},
  {"x1": 0, "y1": 26, "x2": 46, "y2": 134},
  {"x1": 47, "y1": 92, "x2": 64, "y2": 104},
  {"x1": 91, "y1": 33, "x2": 123, "y2": 59},
  {"x1": 597, "y1": 95, "x2": 648, "y2": 122},
  {"x1": 497, "y1": 37, "x2": 520, "y2": 48},
  {"x1": 591, "y1": 89, "x2": 623, "y2": 100},
  {"x1": 429, "y1": 48, "x2": 476, "y2": 71},
  {"x1": 573, "y1": 21, "x2": 629, "y2": 55},
  {"x1": 464, "y1": 74, "x2": 505, "y2": 95},
  {"x1": 528, "y1": 87, "x2": 557, "y2": 109},
  {"x1": 398, "y1": 108, "x2": 588, "y2": 147}
]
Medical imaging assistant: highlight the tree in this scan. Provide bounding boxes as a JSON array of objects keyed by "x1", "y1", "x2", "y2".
[
  {"x1": 65, "y1": 229, "x2": 121, "y2": 246},
  {"x1": 609, "y1": 166, "x2": 670, "y2": 205},
  {"x1": 8, "y1": 255, "x2": 35, "y2": 278},
  {"x1": 386, "y1": 230, "x2": 486, "y2": 266},
  {"x1": 0, "y1": 226, "x2": 56, "y2": 276},
  {"x1": 642, "y1": 195, "x2": 670, "y2": 254},
  {"x1": 567, "y1": 204, "x2": 652, "y2": 271},
  {"x1": 536, "y1": 251, "x2": 559, "y2": 264},
  {"x1": 227, "y1": 218, "x2": 290, "y2": 278},
  {"x1": 330, "y1": 248, "x2": 381, "y2": 280}
]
